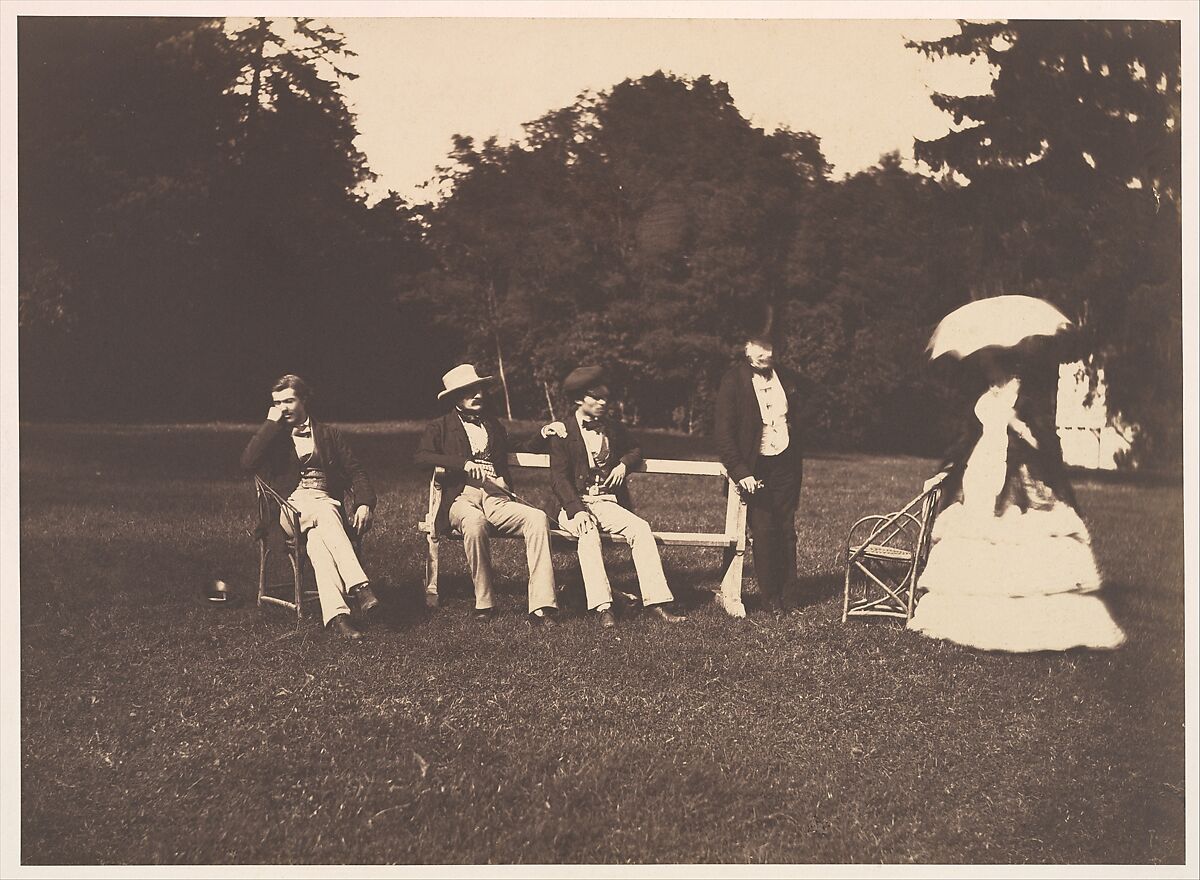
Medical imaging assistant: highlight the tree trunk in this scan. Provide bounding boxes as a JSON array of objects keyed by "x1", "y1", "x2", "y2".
[
  {"x1": 486, "y1": 279, "x2": 513, "y2": 419},
  {"x1": 246, "y1": 18, "x2": 268, "y2": 136}
]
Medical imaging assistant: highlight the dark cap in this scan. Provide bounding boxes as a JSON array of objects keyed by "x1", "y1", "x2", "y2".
[{"x1": 563, "y1": 365, "x2": 608, "y2": 396}]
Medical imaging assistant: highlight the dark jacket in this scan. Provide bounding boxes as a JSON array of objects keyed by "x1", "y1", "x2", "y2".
[
  {"x1": 415, "y1": 410, "x2": 548, "y2": 536},
  {"x1": 713, "y1": 361, "x2": 804, "y2": 483},
  {"x1": 241, "y1": 418, "x2": 376, "y2": 528},
  {"x1": 548, "y1": 413, "x2": 641, "y2": 520}
]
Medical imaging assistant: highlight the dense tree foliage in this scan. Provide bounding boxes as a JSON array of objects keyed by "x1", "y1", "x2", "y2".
[
  {"x1": 409, "y1": 73, "x2": 830, "y2": 429},
  {"x1": 19, "y1": 17, "x2": 435, "y2": 420},
  {"x1": 910, "y1": 19, "x2": 1182, "y2": 464},
  {"x1": 18, "y1": 18, "x2": 1181, "y2": 466}
]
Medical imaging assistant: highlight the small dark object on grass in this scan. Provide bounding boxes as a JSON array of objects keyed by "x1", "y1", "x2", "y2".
[{"x1": 204, "y1": 579, "x2": 230, "y2": 604}]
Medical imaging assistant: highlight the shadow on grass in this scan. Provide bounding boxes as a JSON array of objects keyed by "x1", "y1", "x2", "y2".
[{"x1": 796, "y1": 570, "x2": 843, "y2": 607}]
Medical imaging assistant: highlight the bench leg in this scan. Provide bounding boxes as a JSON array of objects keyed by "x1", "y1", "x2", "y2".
[
  {"x1": 425, "y1": 533, "x2": 441, "y2": 608},
  {"x1": 717, "y1": 547, "x2": 747, "y2": 619}
]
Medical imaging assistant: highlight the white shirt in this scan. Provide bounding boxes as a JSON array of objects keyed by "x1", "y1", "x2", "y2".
[
  {"x1": 575, "y1": 410, "x2": 618, "y2": 502},
  {"x1": 575, "y1": 410, "x2": 607, "y2": 467},
  {"x1": 290, "y1": 420, "x2": 315, "y2": 460},
  {"x1": 751, "y1": 370, "x2": 790, "y2": 456},
  {"x1": 459, "y1": 415, "x2": 490, "y2": 457}
]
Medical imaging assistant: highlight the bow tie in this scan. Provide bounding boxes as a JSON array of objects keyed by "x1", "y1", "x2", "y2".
[
  {"x1": 459, "y1": 412, "x2": 485, "y2": 427},
  {"x1": 292, "y1": 424, "x2": 312, "y2": 438},
  {"x1": 752, "y1": 367, "x2": 774, "y2": 379},
  {"x1": 581, "y1": 419, "x2": 605, "y2": 432}
]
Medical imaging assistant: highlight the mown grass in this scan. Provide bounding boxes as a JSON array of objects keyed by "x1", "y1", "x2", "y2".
[{"x1": 18, "y1": 423, "x2": 1186, "y2": 865}]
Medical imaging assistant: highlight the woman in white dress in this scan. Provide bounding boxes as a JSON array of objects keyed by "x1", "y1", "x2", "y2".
[{"x1": 907, "y1": 347, "x2": 1125, "y2": 652}]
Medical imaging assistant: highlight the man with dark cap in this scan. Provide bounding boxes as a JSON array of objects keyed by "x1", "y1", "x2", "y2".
[
  {"x1": 548, "y1": 366, "x2": 686, "y2": 627},
  {"x1": 714, "y1": 334, "x2": 805, "y2": 614},
  {"x1": 415, "y1": 364, "x2": 561, "y2": 627}
]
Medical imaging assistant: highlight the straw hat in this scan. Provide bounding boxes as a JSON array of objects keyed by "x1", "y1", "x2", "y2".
[{"x1": 437, "y1": 364, "x2": 498, "y2": 400}]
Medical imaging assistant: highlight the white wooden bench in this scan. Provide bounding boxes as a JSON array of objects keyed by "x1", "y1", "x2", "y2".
[{"x1": 417, "y1": 452, "x2": 749, "y2": 617}]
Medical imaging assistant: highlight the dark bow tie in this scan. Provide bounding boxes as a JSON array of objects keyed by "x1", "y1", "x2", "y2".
[
  {"x1": 581, "y1": 419, "x2": 605, "y2": 432},
  {"x1": 751, "y1": 367, "x2": 774, "y2": 379},
  {"x1": 292, "y1": 424, "x2": 312, "y2": 438},
  {"x1": 459, "y1": 412, "x2": 485, "y2": 427}
]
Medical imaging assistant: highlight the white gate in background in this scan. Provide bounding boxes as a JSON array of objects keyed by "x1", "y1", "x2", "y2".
[{"x1": 1056, "y1": 361, "x2": 1135, "y2": 470}]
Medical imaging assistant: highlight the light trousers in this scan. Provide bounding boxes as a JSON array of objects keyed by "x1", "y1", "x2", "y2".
[
  {"x1": 282, "y1": 488, "x2": 368, "y2": 626},
  {"x1": 557, "y1": 498, "x2": 674, "y2": 610},
  {"x1": 448, "y1": 485, "x2": 558, "y2": 613}
]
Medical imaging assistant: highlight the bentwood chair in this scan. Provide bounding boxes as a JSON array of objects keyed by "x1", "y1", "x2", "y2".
[
  {"x1": 842, "y1": 480, "x2": 943, "y2": 622},
  {"x1": 253, "y1": 476, "x2": 363, "y2": 622}
]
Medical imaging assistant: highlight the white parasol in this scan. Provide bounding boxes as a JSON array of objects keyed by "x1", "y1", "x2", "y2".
[{"x1": 927, "y1": 295, "x2": 1073, "y2": 360}]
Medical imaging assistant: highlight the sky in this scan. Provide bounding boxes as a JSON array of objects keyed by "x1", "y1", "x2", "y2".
[{"x1": 325, "y1": 16, "x2": 998, "y2": 204}]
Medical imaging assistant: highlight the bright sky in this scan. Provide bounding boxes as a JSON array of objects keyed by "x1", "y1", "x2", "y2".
[{"x1": 328, "y1": 16, "x2": 996, "y2": 204}]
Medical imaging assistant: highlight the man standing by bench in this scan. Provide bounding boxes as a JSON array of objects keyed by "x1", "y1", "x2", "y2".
[
  {"x1": 548, "y1": 366, "x2": 686, "y2": 628},
  {"x1": 715, "y1": 331, "x2": 805, "y2": 615},
  {"x1": 415, "y1": 364, "x2": 560, "y2": 627}
]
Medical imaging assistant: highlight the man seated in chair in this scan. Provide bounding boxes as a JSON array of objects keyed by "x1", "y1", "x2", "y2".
[
  {"x1": 241, "y1": 373, "x2": 378, "y2": 641},
  {"x1": 415, "y1": 364, "x2": 560, "y2": 627},
  {"x1": 548, "y1": 366, "x2": 686, "y2": 628}
]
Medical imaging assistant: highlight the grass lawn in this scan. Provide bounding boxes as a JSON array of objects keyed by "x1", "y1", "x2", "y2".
[{"x1": 18, "y1": 422, "x2": 1186, "y2": 865}]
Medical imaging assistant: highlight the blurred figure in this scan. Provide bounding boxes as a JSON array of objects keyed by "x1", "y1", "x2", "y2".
[
  {"x1": 241, "y1": 374, "x2": 378, "y2": 641},
  {"x1": 714, "y1": 332, "x2": 805, "y2": 614},
  {"x1": 908, "y1": 346, "x2": 1125, "y2": 651}
]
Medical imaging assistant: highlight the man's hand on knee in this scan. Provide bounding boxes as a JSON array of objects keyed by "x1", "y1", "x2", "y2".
[{"x1": 570, "y1": 510, "x2": 597, "y2": 536}]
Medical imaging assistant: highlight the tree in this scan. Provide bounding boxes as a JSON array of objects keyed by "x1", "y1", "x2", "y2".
[
  {"x1": 19, "y1": 17, "x2": 430, "y2": 419},
  {"x1": 416, "y1": 72, "x2": 829, "y2": 428},
  {"x1": 909, "y1": 19, "x2": 1182, "y2": 465},
  {"x1": 19, "y1": 17, "x2": 240, "y2": 416},
  {"x1": 780, "y1": 153, "x2": 973, "y2": 451}
]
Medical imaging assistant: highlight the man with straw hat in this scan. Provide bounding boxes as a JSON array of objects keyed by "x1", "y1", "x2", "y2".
[{"x1": 415, "y1": 364, "x2": 560, "y2": 626}]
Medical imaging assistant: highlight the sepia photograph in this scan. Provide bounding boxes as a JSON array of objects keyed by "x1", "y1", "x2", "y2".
[{"x1": 1, "y1": 0, "x2": 1195, "y2": 874}]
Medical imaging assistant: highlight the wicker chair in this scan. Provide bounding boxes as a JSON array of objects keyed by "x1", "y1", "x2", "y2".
[
  {"x1": 842, "y1": 479, "x2": 943, "y2": 622},
  {"x1": 254, "y1": 476, "x2": 362, "y2": 621}
]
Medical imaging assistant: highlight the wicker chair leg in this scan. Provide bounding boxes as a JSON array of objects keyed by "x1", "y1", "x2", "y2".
[
  {"x1": 904, "y1": 562, "x2": 918, "y2": 620},
  {"x1": 258, "y1": 542, "x2": 268, "y2": 609},
  {"x1": 290, "y1": 552, "x2": 304, "y2": 624},
  {"x1": 842, "y1": 557, "x2": 851, "y2": 622}
]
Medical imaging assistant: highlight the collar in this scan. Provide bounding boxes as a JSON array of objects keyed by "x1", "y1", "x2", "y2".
[
  {"x1": 575, "y1": 409, "x2": 605, "y2": 432},
  {"x1": 292, "y1": 419, "x2": 313, "y2": 437}
]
